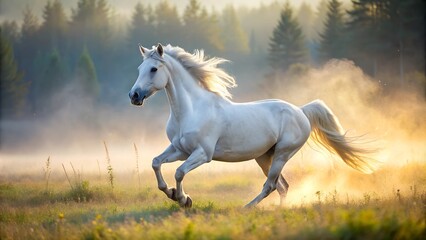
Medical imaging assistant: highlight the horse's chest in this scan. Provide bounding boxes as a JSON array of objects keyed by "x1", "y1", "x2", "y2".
[
  {"x1": 167, "y1": 120, "x2": 201, "y2": 153},
  {"x1": 170, "y1": 130, "x2": 200, "y2": 154},
  {"x1": 167, "y1": 113, "x2": 218, "y2": 154}
]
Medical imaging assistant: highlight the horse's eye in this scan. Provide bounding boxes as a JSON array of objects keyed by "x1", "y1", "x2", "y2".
[{"x1": 150, "y1": 67, "x2": 158, "y2": 73}]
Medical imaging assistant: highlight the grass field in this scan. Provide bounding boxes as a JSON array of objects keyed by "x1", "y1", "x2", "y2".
[{"x1": 1, "y1": 162, "x2": 425, "y2": 240}]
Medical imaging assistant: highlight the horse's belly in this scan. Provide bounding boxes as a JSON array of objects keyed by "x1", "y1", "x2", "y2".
[
  {"x1": 212, "y1": 135, "x2": 277, "y2": 162},
  {"x1": 212, "y1": 151, "x2": 269, "y2": 162}
]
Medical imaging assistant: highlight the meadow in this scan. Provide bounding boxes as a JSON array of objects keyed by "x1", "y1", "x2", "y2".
[{"x1": 1, "y1": 160, "x2": 425, "y2": 240}]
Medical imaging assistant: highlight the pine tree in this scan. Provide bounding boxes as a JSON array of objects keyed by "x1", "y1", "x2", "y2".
[
  {"x1": 70, "y1": 0, "x2": 110, "y2": 59},
  {"x1": 94, "y1": 0, "x2": 110, "y2": 50},
  {"x1": 183, "y1": 0, "x2": 222, "y2": 52},
  {"x1": 75, "y1": 47, "x2": 99, "y2": 99},
  {"x1": 1, "y1": 21, "x2": 19, "y2": 43},
  {"x1": 0, "y1": 33, "x2": 28, "y2": 118},
  {"x1": 70, "y1": 0, "x2": 96, "y2": 46},
  {"x1": 45, "y1": 49, "x2": 66, "y2": 89},
  {"x1": 347, "y1": 0, "x2": 415, "y2": 79},
  {"x1": 400, "y1": 0, "x2": 425, "y2": 78},
  {"x1": 183, "y1": 0, "x2": 204, "y2": 49},
  {"x1": 69, "y1": 0, "x2": 111, "y2": 91},
  {"x1": 346, "y1": 0, "x2": 405, "y2": 79},
  {"x1": 313, "y1": 0, "x2": 329, "y2": 41},
  {"x1": 318, "y1": 0, "x2": 346, "y2": 62},
  {"x1": 20, "y1": 6, "x2": 40, "y2": 43},
  {"x1": 183, "y1": 0, "x2": 202, "y2": 26},
  {"x1": 221, "y1": 5, "x2": 249, "y2": 53},
  {"x1": 206, "y1": 10, "x2": 224, "y2": 52},
  {"x1": 128, "y1": 2, "x2": 156, "y2": 48},
  {"x1": 17, "y1": 6, "x2": 40, "y2": 77},
  {"x1": 269, "y1": 3, "x2": 307, "y2": 71},
  {"x1": 297, "y1": 2, "x2": 316, "y2": 41},
  {"x1": 35, "y1": 49, "x2": 67, "y2": 113},
  {"x1": 39, "y1": 0, "x2": 68, "y2": 52},
  {"x1": 155, "y1": 1, "x2": 183, "y2": 46}
]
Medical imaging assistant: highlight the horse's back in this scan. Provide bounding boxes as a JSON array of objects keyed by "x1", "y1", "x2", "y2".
[{"x1": 228, "y1": 99, "x2": 306, "y2": 124}]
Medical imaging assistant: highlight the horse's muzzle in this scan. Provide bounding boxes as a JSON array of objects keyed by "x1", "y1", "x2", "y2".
[{"x1": 129, "y1": 89, "x2": 146, "y2": 106}]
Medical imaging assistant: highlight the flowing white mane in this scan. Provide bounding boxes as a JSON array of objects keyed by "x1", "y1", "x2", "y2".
[{"x1": 163, "y1": 45, "x2": 237, "y2": 99}]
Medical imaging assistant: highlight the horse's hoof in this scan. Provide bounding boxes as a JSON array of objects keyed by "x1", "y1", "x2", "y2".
[
  {"x1": 244, "y1": 202, "x2": 256, "y2": 209},
  {"x1": 184, "y1": 196, "x2": 192, "y2": 208},
  {"x1": 170, "y1": 188, "x2": 178, "y2": 201}
]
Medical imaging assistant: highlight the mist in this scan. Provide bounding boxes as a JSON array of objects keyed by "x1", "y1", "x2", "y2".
[
  {"x1": 1, "y1": 0, "x2": 425, "y2": 208},
  {"x1": 1, "y1": 58, "x2": 425, "y2": 210},
  {"x1": 2, "y1": 59, "x2": 425, "y2": 171}
]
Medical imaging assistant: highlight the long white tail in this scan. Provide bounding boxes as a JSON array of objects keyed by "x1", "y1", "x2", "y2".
[{"x1": 302, "y1": 100, "x2": 376, "y2": 173}]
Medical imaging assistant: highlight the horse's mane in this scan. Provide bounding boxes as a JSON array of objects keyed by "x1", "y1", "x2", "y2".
[{"x1": 163, "y1": 45, "x2": 237, "y2": 99}]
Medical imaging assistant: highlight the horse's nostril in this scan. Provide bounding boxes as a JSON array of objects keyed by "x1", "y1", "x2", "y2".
[{"x1": 132, "y1": 92, "x2": 139, "y2": 100}]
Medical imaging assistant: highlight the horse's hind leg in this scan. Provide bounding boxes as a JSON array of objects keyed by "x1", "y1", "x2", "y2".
[
  {"x1": 255, "y1": 149, "x2": 289, "y2": 206},
  {"x1": 277, "y1": 175, "x2": 289, "y2": 205},
  {"x1": 247, "y1": 142, "x2": 303, "y2": 208}
]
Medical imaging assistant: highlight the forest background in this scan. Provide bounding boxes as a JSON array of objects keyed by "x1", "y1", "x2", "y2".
[{"x1": 0, "y1": 0, "x2": 425, "y2": 172}]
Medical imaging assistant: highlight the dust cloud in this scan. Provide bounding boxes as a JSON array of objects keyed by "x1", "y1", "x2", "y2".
[
  {"x1": 259, "y1": 59, "x2": 426, "y2": 205},
  {"x1": 264, "y1": 59, "x2": 425, "y2": 165}
]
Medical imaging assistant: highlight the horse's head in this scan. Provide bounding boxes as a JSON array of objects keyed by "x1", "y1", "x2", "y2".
[{"x1": 129, "y1": 43, "x2": 169, "y2": 106}]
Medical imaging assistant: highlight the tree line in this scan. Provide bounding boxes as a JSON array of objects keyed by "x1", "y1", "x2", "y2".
[
  {"x1": 269, "y1": 0, "x2": 424, "y2": 89},
  {"x1": 1, "y1": 0, "x2": 424, "y2": 119}
]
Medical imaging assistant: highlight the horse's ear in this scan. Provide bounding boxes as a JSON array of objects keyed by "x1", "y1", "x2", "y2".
[
  {"x1": 139, "y1": 44, "x2": 148, "y2": 56},
  {"x1": 157, "y1": 43, "x2": 164, "y2": 57}
]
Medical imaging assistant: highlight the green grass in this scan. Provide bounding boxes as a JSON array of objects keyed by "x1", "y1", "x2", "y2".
[{"x1": 0, "y1": 165, "x2": 425, "y2": 239}]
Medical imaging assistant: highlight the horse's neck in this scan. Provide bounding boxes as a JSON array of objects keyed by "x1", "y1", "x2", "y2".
[{"x1": 164, "y1": 58, "x2": 210, "y2": 121}]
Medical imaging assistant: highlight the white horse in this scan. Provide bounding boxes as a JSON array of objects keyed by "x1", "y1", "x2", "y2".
[{"x1": 129, "y1": 44, "x2": 376, "y2": 208}]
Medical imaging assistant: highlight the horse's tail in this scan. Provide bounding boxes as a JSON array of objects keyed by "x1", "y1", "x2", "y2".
[{"x1": 301, "y1": 100, "x2": 376, "y2": 173}]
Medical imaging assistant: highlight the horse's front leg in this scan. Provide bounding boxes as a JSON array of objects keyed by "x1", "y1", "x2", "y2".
[
  {"x1": 152, "y1": 145, "x2": 188, "y2": 201},
  {"x1": 175, "y1": 147, "x2": 211, "y2": 208}
]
